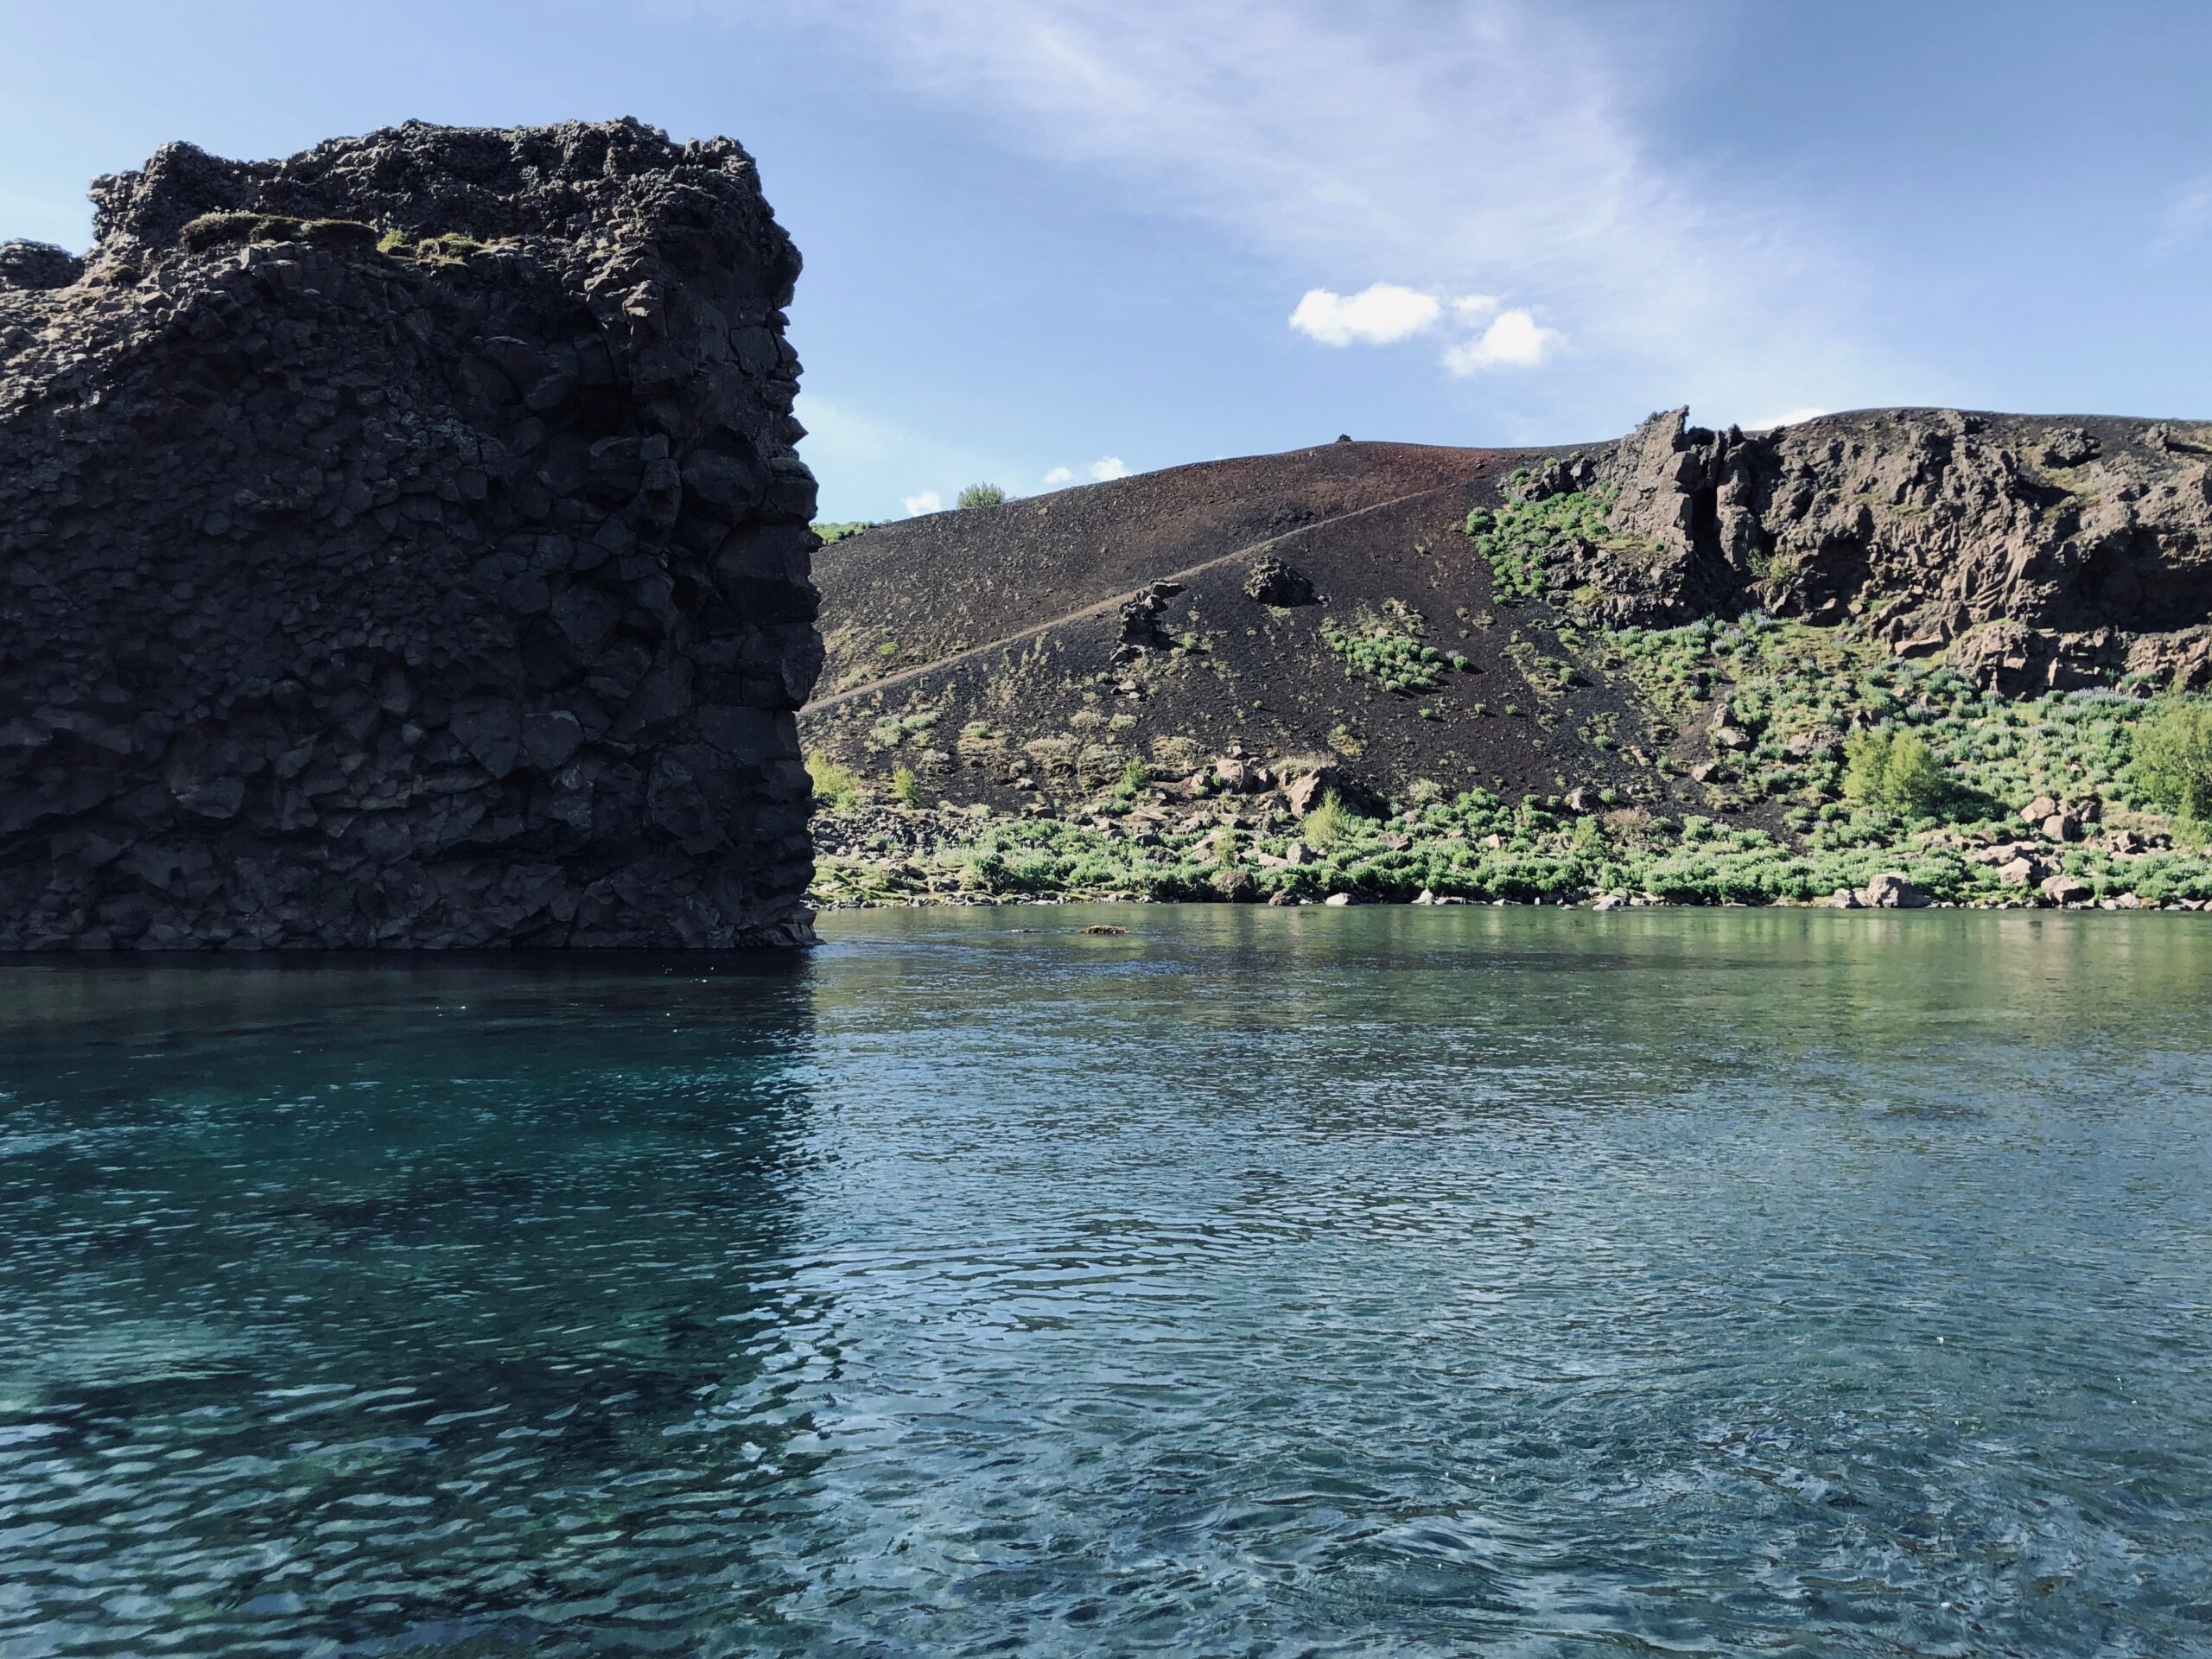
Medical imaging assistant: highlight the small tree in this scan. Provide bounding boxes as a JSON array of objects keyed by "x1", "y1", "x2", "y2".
[
  {"x1": 2130, "y1": 696, "x2": 2212, "y2": 836},
  {"x1": 1841, "y1": 728, "x2": 1944, "y2": 815},
  {"x1": 957, "y1": 482, "x2": 1007, "y2": 509}
]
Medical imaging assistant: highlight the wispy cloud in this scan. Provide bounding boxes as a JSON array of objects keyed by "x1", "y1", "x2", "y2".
[
  {"x1": 2155, "y1": 175, "x2": 2212, "y2": 255},
  {"x1": 761, "y1": 0, "x2": 1904, "y2": 423},
  {"x1": 1088, "y1": 455, "x2": 1129, "y2": 480},
  {"x1": 795, "y1": 391, "x2": 1020, "y2": 520},
  {"x1": 901, "y1": 488, "x2": 943, "y2": 516},
  {"x1": 1042, "y1": 465, "x2": 1074, "y2": 486}
]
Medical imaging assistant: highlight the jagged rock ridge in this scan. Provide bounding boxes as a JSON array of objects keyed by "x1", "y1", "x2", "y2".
[
  {"x1": 1584, "y1": 407, "x2": 2212, "y2": 690},
  {"x1": 0, "y1": 119, "x2": 822, "y2": 948}
]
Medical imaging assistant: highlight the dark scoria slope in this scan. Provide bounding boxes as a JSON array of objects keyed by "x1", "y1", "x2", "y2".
[
  {"x1": 814, "y1": 442, "x2": 1489, "y2": 697},
  {"x1": 803, "y1": 440, "x2": 1662, "y2": 815}
]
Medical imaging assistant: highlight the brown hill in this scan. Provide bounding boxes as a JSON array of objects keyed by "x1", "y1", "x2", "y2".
[
  {"x1": 814, "y1": 440, "x2": 1495, "y2": 698},
  {"x1": 804, "y1": 437, "x2": 1647, "y2": 816}
]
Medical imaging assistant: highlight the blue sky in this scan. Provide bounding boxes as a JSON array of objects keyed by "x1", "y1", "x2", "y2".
[{"x1": 4, "y1": 1, "x2": 2209, "y2": 522}]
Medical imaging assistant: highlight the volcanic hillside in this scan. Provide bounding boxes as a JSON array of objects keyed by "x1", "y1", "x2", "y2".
[
  {"x1": 804, "y1": 437, "x2": 1640, "y2": 814},
  {"x1": 803, "y1": 410, "x2": 2212, "y2": 832}
]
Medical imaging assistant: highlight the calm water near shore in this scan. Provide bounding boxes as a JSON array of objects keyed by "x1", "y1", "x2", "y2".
[{"x1": 3, "y1": 908, "x2": 2210, "y2": 1656}]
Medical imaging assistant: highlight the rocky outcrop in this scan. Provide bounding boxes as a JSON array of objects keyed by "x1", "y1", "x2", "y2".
[
  {"x1": 0, "y1": 120, "x2": 822, "y2": 949},
  {"x1": 1579, "y1": 408, "x2": 2212, "y2": 691},
  {"x1": 1243, "y1": 556, "x2": 1316, "y2": 607}
]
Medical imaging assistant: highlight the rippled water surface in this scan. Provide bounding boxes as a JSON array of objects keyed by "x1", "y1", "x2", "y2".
[{"x1": 3, "y1": 908, "x2": 2212, "y2": 1656}]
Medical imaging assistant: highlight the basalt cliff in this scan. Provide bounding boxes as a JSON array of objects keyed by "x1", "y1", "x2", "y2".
[
  {"x1": 1576, "y1": 407, "x2": 2212, "y2": 691},
  {"x1": 0, "y1": 120, "x2": 822, "y2": 949}
]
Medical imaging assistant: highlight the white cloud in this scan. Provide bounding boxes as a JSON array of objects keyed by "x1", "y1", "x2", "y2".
[
  {"x1": 1745, "y1": 406, "x2": 1828, "y2": 431},
  {"x1": 1042, "y1": 465, "x2": 1074, "y2": 486},
  {"x1": 2155, "y1": 176, "x2": 2212, "y2": 255},
  {"x1": 760, "y1": 0, "x2": 1910, "y2": 426},
  {"x1": 902, "y1": 489, "x2": 943, "y2": 515},
  {"x1": 1088, "y1": 456, "x2": 1129, "y2": 480},
  {"x1": 1289, "y1": 283, "x2": 1442, "y2": 346},
  {"x1": 1441, "y1": 308, "x2": 1560, "y2": 374}
]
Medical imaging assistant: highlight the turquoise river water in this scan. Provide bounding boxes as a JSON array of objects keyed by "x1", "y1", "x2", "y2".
[{"x1": 2, "y1": 907, "x2": 2210, "y2": 1656}]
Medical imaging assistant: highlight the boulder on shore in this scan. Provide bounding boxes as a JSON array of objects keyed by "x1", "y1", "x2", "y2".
[{"x1": 1863, "y1": 872, "x2": 1931, "y2": 909}]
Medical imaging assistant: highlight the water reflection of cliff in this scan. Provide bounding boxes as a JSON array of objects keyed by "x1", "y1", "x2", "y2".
[{"x1": 0, "y1": 954, "x2": 836, "y2": 1654}]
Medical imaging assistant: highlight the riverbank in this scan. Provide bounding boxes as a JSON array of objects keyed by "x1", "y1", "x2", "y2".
[
  {"x1": 810, "y1": 614, "x2": 2212, "y2": 912},
  {"x1": 810, "y1": 797, "x2": 2212, "y2": 912}
]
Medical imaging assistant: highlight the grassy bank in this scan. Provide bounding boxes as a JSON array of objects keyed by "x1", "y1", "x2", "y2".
[{"x1": 810, "y1": 615, "x2": 2212, "y2": 911}]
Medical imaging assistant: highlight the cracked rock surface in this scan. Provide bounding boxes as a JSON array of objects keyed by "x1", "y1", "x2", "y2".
[
  {"x1": 1585, "y1": 407, "x2": 2212, "y2": 691},
  {"x1": 1, "y1": 119, "x2": 822, "y2": 948}
]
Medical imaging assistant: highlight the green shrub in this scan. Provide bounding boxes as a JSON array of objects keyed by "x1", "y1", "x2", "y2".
[
  {"x1": 1841, "y1": 728, "x2": 1944, "y2": 814},
  {"x1": 1322, "y1": 607, "x2": 1442, "y2": 693},
  {"x1": 889, "y1": 766, "x2": 923, "y2": 807},
  {"x1": 2130, "y1": 696, "x2": 2212, "y2": 836},
  {"x1": 1301, "y1": 790, "x2": 1357, "y2": 852},
  {"x1": 957, "y1": 483, "x2": 1007, "y2": 509},
  {"x1": 806, "y1": 753, "x2": 861, "y2": 810},
  {"x1": 814, "y1": 521, "x2": 877, "y2": 545},
  {"x1": 414, "y1": 232, "x2": 482, "y2": 262},
  {"x1": 1118, "y1": 757, "x2": 1152, "y2": 795}
]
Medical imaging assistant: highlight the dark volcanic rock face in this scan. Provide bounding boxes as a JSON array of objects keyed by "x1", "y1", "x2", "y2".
[
  {"x1": 1586, "y1": 407, "x2": 2212, "y2": 691},
  {"x1": 0, "y1": 120, "x2": 823, "y2": 949}
]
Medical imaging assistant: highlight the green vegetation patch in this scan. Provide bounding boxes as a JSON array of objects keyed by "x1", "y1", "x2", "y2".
[
  {"x1": 806, "y1": 753, "x2": 862, "y2": 810},
  {"x1": 812, "y1": 609, "x2": 2212, "y2": 912},
  {"x1": 1322, "y1": 602, "x2": 1447, "y2": 694},
  {"x1": 1841, "y1": 728, "x2": 1944, "y2": 815},
  {"x1": 867, "y1": 709, "x2": 941, "y2": 750},
  {"x1": 813, "y1": 521, "x2": 878, "y2": 545},
  {"x1": 2131, "y1": 696, "x2": 2212, "y2": 842},
  {"x1": 1462, "y1": 478, "x2": 1623, "y2": 605},
  {"x1": 180, "y1": 213, "x2": 382, "y2": 252}
]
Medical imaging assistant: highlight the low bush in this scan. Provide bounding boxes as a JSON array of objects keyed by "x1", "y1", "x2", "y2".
[
  {"x1": 1461, "y1": 482, "x2": 1622, "y2": 605},
  {"x1": 1322, "y1": 607, "x2": 1445, "y2": 694},
  {"x1": 1840, "y1": 727, "x2": 1945, "y2": 815},
  {"x1": 806, "y1": 753, "x2": 862, "y2": 810}
]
